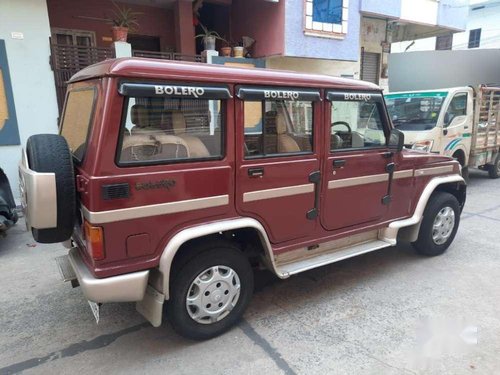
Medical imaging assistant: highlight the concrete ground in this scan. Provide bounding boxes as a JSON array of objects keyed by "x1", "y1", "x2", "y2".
[{"x1": 1, "y1": 170, "x2": 499, "y2": 375}]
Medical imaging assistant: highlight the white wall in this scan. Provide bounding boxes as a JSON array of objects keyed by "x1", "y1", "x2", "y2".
[
  {"x1": 392, "y1": 1, "x2": 500, "y2": 52},
  {"x1": 267, "y1": 56, "x2": 360, "y2": 79},
  {"x1": 0, "y1": 0, "x2": 59, "y2": 201}
]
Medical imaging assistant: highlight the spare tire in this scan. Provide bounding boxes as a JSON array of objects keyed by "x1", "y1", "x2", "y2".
[{"x1": 26, "y1": 134, "x2": 76, "y2": 243}]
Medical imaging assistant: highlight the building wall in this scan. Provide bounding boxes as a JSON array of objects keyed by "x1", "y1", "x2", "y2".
[
  {"x1": 0, "y1": 0, "x2": 59, "y2": 200},
  {"x1": 266, "y1": 56, "x2": 360, "y2": 79},
  {"x1": 392, "y1": 2, "x2": 498, "y2": 52},
  {"x1": 284, "y1": 0, "x2": 361, "y2": 61},
  {"x1": 47, "y1": 0, "x2": 176, "y2": 51},
  {"x1": 360, "y1": 0, "x2": 401, "y2": 19},
  {"x1": 231, "y1": 0, "x2": 284, "y2": 57},
  {"x1": 360, "y1": 17, "x2": 389, "y2": 90}
]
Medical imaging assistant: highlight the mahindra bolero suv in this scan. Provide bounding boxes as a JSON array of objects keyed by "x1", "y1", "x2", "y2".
[{"x1": 19, "y1": 58, "x2": 466, "y2": 340}]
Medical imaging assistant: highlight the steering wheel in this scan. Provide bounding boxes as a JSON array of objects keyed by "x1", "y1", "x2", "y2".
[{"x1": 331, "y1": 121, "x2": 352, "y2": 133}]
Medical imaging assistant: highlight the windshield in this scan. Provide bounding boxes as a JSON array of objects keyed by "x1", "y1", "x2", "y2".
[
  {"x1": 60, "y1": 87, "x2": 96, "y2": 161},
  {"x1": 385, "y1": 92, "x2": 447, "y2": 131}
]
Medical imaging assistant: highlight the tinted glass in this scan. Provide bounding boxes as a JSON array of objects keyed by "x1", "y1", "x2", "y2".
[
  {"x1": 244, "y1": 100, "x2": 313, "y2": 158},
  {"x1": 118, "y1": 96, "x2": 224, "y2": 164},
  {"x1": 330, "y1": 101, "x2": 385, "y2": 150},
  {"x1": 60, "y1": 88, "x2": 96, "y2": 161}
]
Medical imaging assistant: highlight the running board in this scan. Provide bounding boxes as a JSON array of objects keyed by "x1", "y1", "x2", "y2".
[{"x1": 276, "y1": 239, "x2": 393, "y2": 277}]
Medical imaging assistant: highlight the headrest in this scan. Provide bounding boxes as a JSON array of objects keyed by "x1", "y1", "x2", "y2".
[
  {"x1": 276, "y1": 113, "x2": 287, "y2": 135},
  {"x1": 130, "y1": 105, "x2": 149, "y2": 128},
  {"x1": 172, "y1": 111, "x2": 187, "y2": 135}
]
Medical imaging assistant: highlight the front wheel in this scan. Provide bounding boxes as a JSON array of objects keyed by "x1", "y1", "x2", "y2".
[
  {"x1": 412, "y1": 192, "x2": 460, "y2": 256},
  {"x1": 488, "y1": 154, "x2": 500, "y2": 179},
  {"x1": 166, "y1": 242, "x2": 254, "y2": 340}
]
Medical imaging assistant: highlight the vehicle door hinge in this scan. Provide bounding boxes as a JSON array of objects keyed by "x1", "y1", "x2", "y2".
[{"x1": 76, "y1": 175, "x2": 89, "y2": 195}]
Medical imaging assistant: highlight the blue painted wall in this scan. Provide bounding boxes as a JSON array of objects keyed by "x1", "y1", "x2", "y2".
[
  {"x1": 284, "y1": 0, "x2": 360, "y2": 61},
  {"x1": 360, "y1": 0, "x2": 401, "y2": 19},
  {"x1": 438, "y1": 0, "x2": 468, "y2": 30},
  {"x1": 0, "y1": 40, "x2": 21, "y2": 146}
]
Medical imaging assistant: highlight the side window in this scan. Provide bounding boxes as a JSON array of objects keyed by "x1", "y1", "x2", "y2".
[
  {"x1": 244, "y1": 100, "x2": 313, "y2": 157},
  {"x1": 444, "y1": 93, "x2": 467, "y2": 125},
  {"x1": 117, "y1": 83, "x2": 229, "y2": 165},
  {"x1": 330, "y1": 100, "x2": 385, "y2": 151}
]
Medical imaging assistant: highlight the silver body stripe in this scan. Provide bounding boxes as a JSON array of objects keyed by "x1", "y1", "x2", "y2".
[
  {"x1": 328, "y1": 173, "x2": 388, "y2": 189},
  {"x1": 414, "y1": 165, "x2": 454, "y2": 177},
  {"x1": 394, "y1": 170, "x2": 414, "y2": 179},
  {"x1": 82, "y1": 195, "x2": 229, "y2": 224},
  {"x1": 243, "y1": 183, "x2": 314, "y2": 203}
]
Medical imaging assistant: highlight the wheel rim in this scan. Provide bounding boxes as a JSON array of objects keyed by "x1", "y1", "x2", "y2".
[
  {"x1": 186, "y1": 265, "x2": 241, "y2": 325},
  {"x1": 432, "y1": 206, "x2": 456, "y2": 245}
]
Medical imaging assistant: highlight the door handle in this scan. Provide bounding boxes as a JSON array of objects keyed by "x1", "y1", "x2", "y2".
[
  {"x1": 333, "y1": 159, "x2": 346, "y2": 168},
  {"x1": 248, "y1": 167, "x2": 264, "y2": 178}
]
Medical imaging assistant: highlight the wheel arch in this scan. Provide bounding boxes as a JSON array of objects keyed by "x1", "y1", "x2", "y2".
[
  {"x1": 452, "y1": 147, "x2": 468, "y2": 167},
  {"x1": 157, "y1": 218, "x2": 276, "y2": 300},
  {"x1": 381, "y1": 174, "x2": 466, "y2": 243}
]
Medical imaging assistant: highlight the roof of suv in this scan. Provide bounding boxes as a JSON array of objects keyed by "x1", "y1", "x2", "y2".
[{"x1": 69, "y1": 57, "x2": 380, "y2": 91}]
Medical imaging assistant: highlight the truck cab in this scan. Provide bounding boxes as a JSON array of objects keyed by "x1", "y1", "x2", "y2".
[
  {"x1": 19, "y1": 58, "x2": 466, "y2": 340},
  {"x1": 385, "y1": 87, "x2": 474, "y2": 170}
]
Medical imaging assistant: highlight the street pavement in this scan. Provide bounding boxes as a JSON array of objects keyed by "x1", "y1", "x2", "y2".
[{"x1": 0, "y1": 169, "x2": 499, "y2": 374}]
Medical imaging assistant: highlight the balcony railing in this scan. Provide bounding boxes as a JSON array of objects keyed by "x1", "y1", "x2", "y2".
[{"x1": 132, "y1": 49, "x2": 206, "y2": 63}]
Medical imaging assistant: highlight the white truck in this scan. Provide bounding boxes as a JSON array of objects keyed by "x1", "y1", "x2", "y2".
[{"x1": 385, "y1": 85, "x2": 500, "y2": 178}]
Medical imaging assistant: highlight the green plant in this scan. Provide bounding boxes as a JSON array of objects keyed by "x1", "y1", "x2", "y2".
[
  {"x1": 108, "y1": 1, "x2": 142, "y2": 31},
  {"x1": 195, "y1": 24, "x2": 226, "y2": 42}
]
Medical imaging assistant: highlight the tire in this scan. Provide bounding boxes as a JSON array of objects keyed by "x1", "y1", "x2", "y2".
[
  {"x1": 166, "y1": 241, "x2": 254, "y2": 340},
  {"x1": 412, "y1": 192, "x2": 460, "y2": 256},
  {"x1": 26, "y1": 134, "x2": 75, "y2": 243},
  {"x1": 488, "y1": 154, "x2": 500, "y2": 179}
]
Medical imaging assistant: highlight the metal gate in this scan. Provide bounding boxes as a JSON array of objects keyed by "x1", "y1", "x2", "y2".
[
  {"x1": 50, "y1": 40, "x2": 114, "y2": 114},
  {"x1": 360, "y1": 50, "x2": 380, "y2": 84}
]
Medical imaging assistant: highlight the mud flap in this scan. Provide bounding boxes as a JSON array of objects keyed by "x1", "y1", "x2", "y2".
[{"x1": 136, "y1": 285, "x2": 165, "y2": 327}]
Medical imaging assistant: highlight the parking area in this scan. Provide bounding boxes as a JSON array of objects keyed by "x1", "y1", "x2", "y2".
[{"x1": 1, "y1": 170, "x2": 499, "y2": 375}]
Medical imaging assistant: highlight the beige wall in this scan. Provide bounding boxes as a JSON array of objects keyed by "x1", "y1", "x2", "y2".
[{"x1": 266, "y1": 56, "x2": 360, "y2": 79}]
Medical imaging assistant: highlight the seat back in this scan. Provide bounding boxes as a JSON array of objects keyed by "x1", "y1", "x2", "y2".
[{"x1": 276, "y1": 113, "x2": 301, "y2": 153}]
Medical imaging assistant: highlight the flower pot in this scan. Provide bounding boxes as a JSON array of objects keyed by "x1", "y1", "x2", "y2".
[
  {"x1": 233, "y1": 46, "x2": 244, "y2": 58},
  {"x1": 203, "y1": 36, "x2": 216, "y2": 51},
  {"x1": 220, "y1": 46, "x2": 232, "y2": 57},
  {"x1": 112, "y1": 26, "x2": 128, "y2": 42}
]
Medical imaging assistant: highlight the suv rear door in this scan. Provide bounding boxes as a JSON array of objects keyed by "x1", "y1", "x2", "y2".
[
  {"x1": 235, "y1": 86, "x2": 321, "y2": 244},
  {"x1": 321, "y1": 91, "x2": 392, "y2": 231}
]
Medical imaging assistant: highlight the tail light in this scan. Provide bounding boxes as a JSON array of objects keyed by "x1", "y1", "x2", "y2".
[{"x1": 84, "y1": 220, "x2": 105, "y2": 261}]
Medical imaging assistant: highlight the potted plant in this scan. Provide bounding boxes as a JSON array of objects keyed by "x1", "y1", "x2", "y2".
[
  {"x1": 108, "y1": 1, "x2": 142, "y2": 42},
  {"x1": 195, "y1": 24, "x2": 224, "y2": 51},
  {"x1": 220, "y1": 37, "x2": 232, "y2": 57},
  {"x1": 233, "y1": 44, "x2": 244, "y2": 58}
]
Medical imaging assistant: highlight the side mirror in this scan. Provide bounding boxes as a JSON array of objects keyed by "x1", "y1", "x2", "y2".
[{"x1": 388, "y1": 128, "x2": 404, "y2": 152}]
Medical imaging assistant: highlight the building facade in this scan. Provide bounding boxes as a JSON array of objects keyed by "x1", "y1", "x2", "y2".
[
  {"x1": 0, "y1": 0, "x2": 466, "y2": 199},
  {"x1": 392, "y1": 0, "x2": 499, "y2": 52}
]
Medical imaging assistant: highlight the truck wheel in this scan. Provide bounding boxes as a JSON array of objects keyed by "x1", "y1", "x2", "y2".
[
  {"x1": 488, "y1": 154, "x2": 500, "y2": 179},
  {"x1": 166, "y1": 242, "x2": 254, "y2": 340},
  {"x1": 412, "y1": 192, "x2": 460, "y2": 256},
  {"x1": 26, "y1": 134, "x2": 75, "y2": 243}
]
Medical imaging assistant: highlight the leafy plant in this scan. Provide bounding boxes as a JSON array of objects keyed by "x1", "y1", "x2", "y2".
[
  {"x1": 195, "y1": 23, "x2": 226, "y2": 42},
  {"x1": 108, "y1": 1, "x2": 142, "y2": 30}
]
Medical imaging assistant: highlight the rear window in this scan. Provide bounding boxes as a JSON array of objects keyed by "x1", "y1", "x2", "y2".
[
  {"x1": 116, "y1": 83, "x2": 230, "y2": 166},
  {"x1": 60, "y1": 87, "x2": 96, "y2": 161}
]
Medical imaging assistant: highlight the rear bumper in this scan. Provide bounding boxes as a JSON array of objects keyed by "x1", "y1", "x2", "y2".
[{"x1": 68, "y1": 248, "x2": 149, "y2": 303}]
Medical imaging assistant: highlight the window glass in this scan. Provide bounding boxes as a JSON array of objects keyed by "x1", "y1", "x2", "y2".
[
  {"x1": 244, "y1": 100, "x2": 313, "y2": 157},
  {"x1": 445, "y1": 93, "x2": 467, "y2": 125},
  {"x1": 118, "y1": 96, "x2": 224, "y2": 164},
  {"x1": 330, "y1": 101, "x2": 385, "y2": 150},
  {"x1": 60, "y1": 88, "x2": 96, "y2": 161},
  {"x1": 468, "y1": 28, "x2": 481, "y2": 49},
  {"x1": 385, "y1": 92, "x2": 447, "y2": 131},
  {"x1": 313, "y1": 0, "x2": 343, "y2": 24}
]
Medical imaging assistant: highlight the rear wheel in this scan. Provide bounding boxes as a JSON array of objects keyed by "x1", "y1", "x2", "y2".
[
  {"x1": 412, "y1": 192, "x2": 460, "y2": 256},
  {"x1": 488, "y1": 154, "x2": 500, "y2": 179},
  {"x1": 26, "y1": 134, "x2": 75, "y2": 243},
  {"x1": 166, "y1": 241, "x2": 254, "y2": 340}
]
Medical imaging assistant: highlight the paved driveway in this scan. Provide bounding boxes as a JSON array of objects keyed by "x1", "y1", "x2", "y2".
[{"x1": 1, "y1": 170, "x2": 499, "y2": 374}]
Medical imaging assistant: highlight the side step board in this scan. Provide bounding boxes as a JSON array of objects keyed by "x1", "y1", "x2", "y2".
[{"x1": 276, "y1": 239, "x2": 393, "y2": 277}]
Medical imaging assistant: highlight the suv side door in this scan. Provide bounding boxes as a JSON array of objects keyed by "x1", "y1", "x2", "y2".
[
  {"x1": 321, "y1": 91, "x2": 392, "y2": 231},
  {"x1": 235, "y1": 86, "x2": 321, "y2": 244}
]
